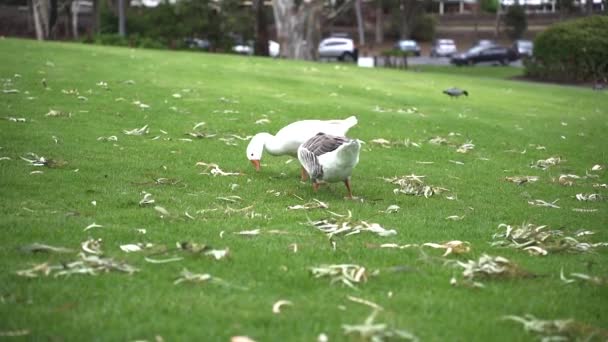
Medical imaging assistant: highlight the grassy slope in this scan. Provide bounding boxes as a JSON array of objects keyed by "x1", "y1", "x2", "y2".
[{"x1": 0, "y1": 39, "x2": 607, "y2": 341}]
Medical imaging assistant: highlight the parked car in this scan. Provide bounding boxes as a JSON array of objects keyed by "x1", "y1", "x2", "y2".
[
  {"x1": 450, "y1": 44, "x2": 516, "y2": 66},
  {"x1": 394, "y1": 39, "x2": 421, "y2": 56},
  {"x1": 512, "y1": 40, "x2": 533, "y2": 59},
  {"x1": 231, "y1": 40, "x2": 280, "y2": 58},
  {"x1": 430, "y1": 39, "x2": 457, "y2": 57},
  {"x1": 184, "y1": 38, "x2": 211, "y2": 51},
  {"x1": 318, "y1": 37, "x2": 358, "y2": 61}
]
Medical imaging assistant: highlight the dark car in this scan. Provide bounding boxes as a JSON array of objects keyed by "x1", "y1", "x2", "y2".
[
  {"x1": 450, "y1": 45, "x2": 515, "y2": 66},
  {"x1": 472, "y1": 39, "x2": 497, "y2": 48}
]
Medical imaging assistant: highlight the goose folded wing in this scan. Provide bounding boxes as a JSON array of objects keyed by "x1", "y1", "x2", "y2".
[{"x1": 302, "y1": 133, "x2": 348, "y2": 156}]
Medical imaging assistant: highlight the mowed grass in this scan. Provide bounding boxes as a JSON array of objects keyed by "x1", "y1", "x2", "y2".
[{"x1": 1, "y1": 38, "x2": 607, "y2": 341}]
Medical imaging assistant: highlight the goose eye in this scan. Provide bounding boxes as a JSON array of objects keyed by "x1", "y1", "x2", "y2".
[{"x1": 250, "y1": 153, "x2": 254, "y2": 156}]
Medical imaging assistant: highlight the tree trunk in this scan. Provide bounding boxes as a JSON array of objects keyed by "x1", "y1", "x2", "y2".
[
  {"x1": 272, "y1": 0, "x2": 323, "y2": 60},
  {"x1": 253, "y1": 0, "x2": 269, "y2": 56},
  {"x1": 32, "y1": 0, "x2": 50, "y2": 40},
  {"x1": 72, "y1": 0, "x2": 79, "y2": 39},
  {"x1": 91, "y1": 0, "x2": 99, "y2": 35},
  {"x1": 375, "y1": 2, "x2": 383, "y2": 44},
  {"x1": 355, "y1": 0, "x2": 365, "y2": 46},
  {"x1": 118, "y1": 0, "x2": 126, "y2": 37},
  {"x1": 494, "y1": 3, "x2": 501, "y2": 38}
]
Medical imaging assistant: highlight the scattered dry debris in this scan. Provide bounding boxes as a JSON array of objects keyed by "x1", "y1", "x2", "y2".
[
  {"x1": 554, "y1": 174, "x2": 580, "y2": 186},
  {"x1": 575, "y1": 193, "x2": 602, "y2": 202},
  {"x1": 423, "y1": 241, "x2": 470, "y2": 256},
  {"x1": 0, "y1": 330, "x2": 30, "y2": 337},
  {"x1": 97, "y1": 135, "x2": 118, "y2": 142},
  {"x1": 5, "y1": 116, "x2": 27, "y2": 122},
  {"x1": 154, "y1": 206, "x2": 170, "y2": 216},
  {"x1": 456, "y1": 141, "x2": 475, "y2": 153},
  {"x1": 527, "y1": 199, "x2": 560, "y2": 209},
  {"x1": 81, "y1": 238, "x2": 103, "y2": 254},
  {"x1": 572, "y1": 208, "x2": 598, "y2": 213},
  {"x1": 45, "y1": 109, "x2": 71, "y2": 118},
  {"x1": 272, "y1": 300, "x2": 293, "y2": 314},
  {"x1": 505, "y1": 176, "x2": 539, "y2": 185},
  {"x1": 591, "y1": 164, "x2": 602, "y2": 171},
  {"x1": 196, "y1": 161, "x2": 241, "y2": 176},
  {"x1": 83, "y1": 222, "x2": 103, "y2": 232},
  {"x1": 307, "y1": 217, "x2": 397, "y2": 238},
  {"x1": 451, "y1": 254, "x2": 532, "y2": 281},
  {"x1": 133, "y1": 100, "x2": 150, "y2": 109},
  {"x1": 288, "y1": 199, "x2": 328, "y2": 210},
  {"x1": 383, "y1": 174, "x2": 448, "y2": 198},
  {"x1": 20, "y1": 243, "x2": 74, "y2": 254},
  {"x1": 231, "y1": 336, "x2": 256, "y2": 342},
  {"x1": 255, "y1": 118, "x2": 270, "y2": 125},
  {"x1": 120, "y1": 243, "x2": 154, "y2": 253},
  {"x1": 428, "y1": 136, "x2": 448, "y2": 145},
  {"x1": 123, "y1": 125, "x2": 149, "y2": 136},
  {"x1": 174, "y1": 269, "x2": 245, "y2": 289},
  {"x1": 16, "y1": 253, "x2": 138, "y2": 278},
  {"x1": 383, "y1": 205, "x2": 400, "y2": 213},
  {"x1": 347, "y1": 295, "x2": 384, "y2": 311},
  {"x1": 139, "y1": 192, "x2": 155, "y2": 206},
  {"x1": 20, "y1": 153, "x2": 65, "y2": 168},
  {"x1": 310, "y1": 264, "x2": 376, "y2": 289},
  {"x1": 144, "y1": 256, "x2": 183, "y2": 264},
  {"x1": 342, "y1": 309, "x2": 418, "y2": 341},
  {"x1": 445, "y1": 215, "x2": 465, "y2": 221},
  {"x1": 560, "y1": 268, "x2": 607, "y2": 286},
  {"x1": 492, "y1": 223, "x2": 607, "y2": 254},
  {"x1": 532, "y1": 156, "x2": 562, "y2": 170},
  {"x1": 502, "y1": 314, "x2": 608, "y2": 341}
]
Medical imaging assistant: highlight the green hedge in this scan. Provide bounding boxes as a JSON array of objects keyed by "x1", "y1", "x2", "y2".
[{"x1": 526, "y1": 16, "x2": 608, "y2": 82}]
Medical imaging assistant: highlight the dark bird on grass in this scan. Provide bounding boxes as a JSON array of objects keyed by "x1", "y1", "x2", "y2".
[
  {"x1": 443, "y1": 87, "x2": 468, "y2": 98},
  {"x1": 41, "y1": 78, "x2": 47, "y2": 88}
]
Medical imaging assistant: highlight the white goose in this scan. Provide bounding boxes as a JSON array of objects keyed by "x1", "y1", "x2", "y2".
[
  {"x1": 246, "y1": 116, "x2": 357, "y2": 178},
  {"x1": 298, "y1": 132, "x2": 361, "y2": 198}
]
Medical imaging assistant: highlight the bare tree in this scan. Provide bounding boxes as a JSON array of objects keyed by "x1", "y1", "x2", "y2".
[
  {"x1": 118, "y1": 0, "x2": 125, "y2": 36},
  {"x1": 397, "y1": 0, "x2": 425, "y2": 39},
  {"x1": 272, "y1": 0, "x2": 324, "y2": 60},
  {"x1": 354, "y1": 0, "x2": 365, "y2": 45},
  {"x1": 375, "y1": 0, "x2": 383, "y2": 44},
  {"x1": 31, "y1": 0, "x2": 50, "y2": 40}
]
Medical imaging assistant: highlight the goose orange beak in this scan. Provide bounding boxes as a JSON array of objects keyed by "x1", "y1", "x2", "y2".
[{"x1": 250, "y1": 159, "x2": 261, "y2": 171}]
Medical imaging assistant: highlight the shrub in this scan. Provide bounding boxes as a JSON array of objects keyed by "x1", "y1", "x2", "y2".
[
  {"x1": 503, "y1": 5, "x2": 527, "y2": 40},
  {"x1": 526, "y1": 16, "x2": 608, "y2": 82},
  {"x1": 411, "y1": 14, "x2": 437, "y2": 42},
  {"x1": 480, "y1": 0, "x2": 498, "y2": 13}
]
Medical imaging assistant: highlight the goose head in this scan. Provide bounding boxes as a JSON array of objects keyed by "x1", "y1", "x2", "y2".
[{"x1": 246, "y1": 133, "x2": 268, "y2": 171}]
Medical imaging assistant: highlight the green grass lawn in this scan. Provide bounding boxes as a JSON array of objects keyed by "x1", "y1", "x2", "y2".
[{"x1": 1, "y1": 38, "x2": 607, "y2": 341}]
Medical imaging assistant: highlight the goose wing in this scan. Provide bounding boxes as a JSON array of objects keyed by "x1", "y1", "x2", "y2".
[{"x1": 298, "y1": 133, "x2": 348, "y2": 181}]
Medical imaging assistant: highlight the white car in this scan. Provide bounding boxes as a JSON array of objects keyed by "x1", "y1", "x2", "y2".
[
  {"x1": 318, "y1": 37, "x2": 357, "y2": 62},
  {"x1": 232, "y1": 40, "x2": 280, "y2": 58},
  {"x1": 430, "y1": 39, "x2": 457, "y2": 57}
]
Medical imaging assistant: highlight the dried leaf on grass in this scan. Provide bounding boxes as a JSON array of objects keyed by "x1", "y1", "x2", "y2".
[
  {"x1": 120, "y1": 243, "x2": 154, "y2": 253},
  {"x1": 20, "y1": 153, "x2": 66, "y2": 168},
  {"x1": 16, "y1": 253, "x2": 138, "y2": 277},
  {"x1": 383, "y1": 205, "x2": 400, "y2": 213},
  {"x1": 97, "y1": 135, "x2": 118, "y2": 142},
  {"x1": 505, "y1": 176, "x2": 539, "y2": 185},
  {"x1": 5, "y1": 116, "x2": 27, "y2": 122},
  {"x1": 527, "y1": 199, "x2": 560, "y2": 209},
  {"x1": 383, "y1": 174, "x2": 448, "y2": 198},
  {"x1": 423, "y1": 240, "x2": 470, "y2": 256},
  {"x1": 81, "y1": 238, "x2": 103, "y2": 254},
  {"x1": 560, "y1": 268, "x2": 607, "y2": 285},
  {"x1": 139, "y1": 192, "x2": 155, "y2": 206},
  {"x1": 555, "y1": 174, "x2": 580, "y2": 186},
  {"x1": 531, "y1": 156, "x2": 562, "y2": 170},
  {"x1": 196, "y1": 161, "x2": 241, "y2": 176},
  {"x1": 0, "y1": 330, "x2": 30, "y2": 337},
  {"x1": 450, "y1": 254, "x2": 532, "y2": 281},
  {"x1": 456, "y1": 141, "x2": 475, "y2": 153},
  {"x1": 123, "y1": 125, "x2": 149, "y2": 135},
  {"x1": 310, "y1": 264, "x2": 376, "y2": 289},
  {"x1": 288, "y1": 199, "x2": 328, "y2": 210},
  {"x1": 307, "y1": 217, "x2": 397, "y2": 238},
  {"x1": 272, "y1": 300, "x2": 293, "y2": 314},
  {"x1": 492, "y1": 223, "x2": 607, "y2": 255},
  {"x1": 502, "y1": 314, "x2": 608, "y2": 341},
  {"x1": 144, "y1": 256, "x2": 183, "y2": 264},
  {"x1": 46, "y1": 109, "x2": 71, "y2": 118},
  {"x1": 575, "y1": 193, "x2": 602, "y2": 202},
  {"x1": 20, "y1": 243, "x2": 74, "y2": 254},
  {"x1": 342, "y1": 309, "x2": 418, "y2": 341}
]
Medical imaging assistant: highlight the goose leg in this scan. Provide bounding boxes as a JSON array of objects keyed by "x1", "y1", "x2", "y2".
[
  {"x1": 343, "y1": 179, "x2": 353, "y2": 199},
  {"x1": 301, "y1": 167, "x2": 309, "y2": 181},
  {"x1": 312, "y1": 182, "x2": 320, "y2": 192}
]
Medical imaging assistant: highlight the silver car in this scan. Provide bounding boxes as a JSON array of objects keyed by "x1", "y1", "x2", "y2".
[
  {"x1": 430, "y1": 39, "x2": 457, "y2": 57},
  {"x1": 318, "y1": 37, "x2": 357, "y2": 61}
]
